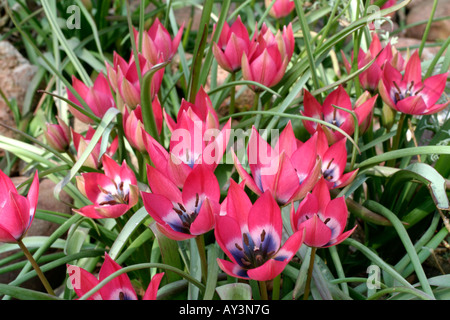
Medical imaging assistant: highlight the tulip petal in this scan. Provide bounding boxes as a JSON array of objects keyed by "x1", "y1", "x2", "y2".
[
  {"x1": 189, "y1": 197, "x2": 217, "y2": 235},
  {"x1": 300, "y1": 214, "x2": 332, "y2": 248},
  {"x1": 142, "y1": 273, "x2": 164, "y2": 300},
  {"x1": 99, "y1": 254, "x2": 138, "y2": 300},
  {"x1": 217, "y1": 258, "x2": 249, "y2": 280},
  {"x1": 403, "y1": 51, "x2": 422, "y2": 86},
  {"x1": 421, "y1": 72, "x2": 449, "y2": 107},
  {"x1": 232, "y1": 149, "x2": 262, "y2": 196},
  {"x1": 67, "y1": 265, "x2": 102, "y2": 300}
]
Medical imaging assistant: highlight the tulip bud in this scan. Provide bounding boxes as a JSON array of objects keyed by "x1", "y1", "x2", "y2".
[{"x1": 45, "y1": 117, "x2": 71, "y2": 152}]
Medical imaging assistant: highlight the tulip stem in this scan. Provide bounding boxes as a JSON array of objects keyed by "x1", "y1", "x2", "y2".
[
  {"x1": 229, "y1": 72, "x2": 236, "y2": 115},
  {"x1": 259, "y1": 280, "x2": 269, "y2": 300},
  {"x1": 17, "y1": 239, "x2": 55, "y2": 296},
  {"x1": 272, "y1": 274, "x2": 281, "y2": 300},
  {"x1": 303, "y1": 246, "x2": 317, "y2": 300},
  {"x1": 195, "y1": 235, "x2": 208, "y2": 284},
  {"x1": 387, "y1": 112, "x2": 406, "y2": 167},
  {"x1": 253, "y1": 92, "x2": 262, "y2": 129}
]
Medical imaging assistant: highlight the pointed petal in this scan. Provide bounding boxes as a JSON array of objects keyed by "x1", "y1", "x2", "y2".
[
  {"x1": 216, "y1": 258, "x2": 248, "y2": 280},
  {"x1": 189, "y1": 197, "x2": 217, "y2": 235},
  {"x1": 421, "y1": 72, "x2": 449, "y2": 107},
  {"x1": 403, "y1": 51, "x2": 422, "y2": 86},
  {"x1": 232, "y1": 150, "x2": 262, "y2": 196},
  {"x1": 142, "y1": 273, "x2": 164, "y2": 300},
  {"x1": 67, "y1": 264, "x2": 102, "y2": 300},
  {"x1": 182, "y1": 165, "x2": 220, "y2": 207},
  {"x1": 146, "y1": 165, "x2": 182, "y2": 203},
  {"x1": 99, "y1": 254, "x2": 138, "y2": 300},
  {"x1": 300, "y1": 214, "x2": 332, "y2": 248},
  {"x1": 246, "y1": 258, "x2": 289, "y2": 281},
  {"x1": 247, "y1": 192, "x2": 282, "y2": 258}
]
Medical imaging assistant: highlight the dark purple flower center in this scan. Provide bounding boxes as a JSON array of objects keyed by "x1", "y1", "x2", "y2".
[
  {"x1": 392, "y1": 81, "x2": 424, "y2": 103},
  {"x1": 98, "y1": 181, "x2": 129, "y2": 206},
  {"x1": 233, "y1": 229, "x2": 277, "y2": 269},
  {"x1": 172, "y1": 193, "x2": 200, "y2": 234},
  {"x1": 322, "y1": 158, "x2": 336, "y2": 182}
]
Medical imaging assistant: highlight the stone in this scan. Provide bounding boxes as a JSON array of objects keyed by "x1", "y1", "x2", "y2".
[
  {"x1": 0, "y1": 40, "x2": 38, "y2": 154},
  {"x1": 405, "y1": 0, "x2": 450, "y2": 41},
  {"x1": 395, "y1": 37, "x2": 442, "y2": 61}
]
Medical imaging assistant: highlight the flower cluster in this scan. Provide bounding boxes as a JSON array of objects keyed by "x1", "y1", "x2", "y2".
[{"x1": 4, "y1": 0, "x2": 448, "y2": 301}]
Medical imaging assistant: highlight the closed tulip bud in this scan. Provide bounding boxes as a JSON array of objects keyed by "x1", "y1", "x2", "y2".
[
  {"x1": 45, "y1": 116, "x2": 71, "y2": 152},
  {"x1": 265, "y1": 0, "x2": 295, "y2": 19}
]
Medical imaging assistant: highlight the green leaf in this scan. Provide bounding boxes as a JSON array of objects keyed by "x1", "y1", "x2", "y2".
[
  {"x1": 109, "y1": 207, "x2": 149, "y2": 261},
  {"x1": 383, "y1": 162, "x2": 449, "y2": 210},
  {"x1": 0, "y1": 284, "x2": 62, "y2": 300},
  {"x1": 149, "y1": 223, "x2": 183, "y2": 283},
  {"x1": 216, "y1": 283, "x2": 253, "y2": 300},
  {"x1": 356, "y1": 146, "x2": 450, "y2": 169}
]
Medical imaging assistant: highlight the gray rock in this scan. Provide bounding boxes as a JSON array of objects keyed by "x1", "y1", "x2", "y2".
[{"x1": 0, "y1": 40, "x2": 38, "y2": 154}]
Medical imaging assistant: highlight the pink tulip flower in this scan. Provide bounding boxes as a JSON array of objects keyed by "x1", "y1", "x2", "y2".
[
  {"x1": 74, "y1": 155, "x2": 139, "y2": 219},
  {"x1": 233, "y1": 121, "x2": 322, "y2": 205},
  {"x1": 215, "y1": 180, "x2": 304, "y2": 281},
  {"x1": 290, "y1": 178, "x2": 356, "y2": 248},
  {"x1": 378, "y1": 50, "x2": 449, "y2": 115},
  {"x1": 265, "y1": 0, "x2": 295, "y2": 19},
  {"x1": 67, "y1": 72, "x2": 116, "y2": 124},
  {"x1": 241, "y1": 23, "x2": 294, "y2": 90},
  {"x1": 72, "y1": 126, "x2": 118, "y2": 169},
  {"x1": 106, "y1": 52, "x2": 164, "y2": 109},
  {"x1": 212, "y1": 16, "x2": 256, "y2": 73},
  {"x1": 144, "y1": 89, "x2": 231, "y2": 188},
  {"x1": 122, "y1": 97, "x2": 163, "y2": 152},
  {"x1": 316, "y1": 127, "x2": 358, "y2": 189},
  {"x1": 301, "y1": 86, "x2": 377, "y2": 144},
  {"x1": 135, "y1": 17, "x2": 184, "y2": 64},
  {"x1": 44, "y1": 116, "x2": 71, "y2": 152},
  {"x1": 342, "y1": 33, "x2": 404, "y2": 92},
  {"x1": 141, "y1": 165, "x2": 221, "y2": 241},
  {"x1": 67, "y1": 253, "x2": 164, "y2": 300},
  {"x1": 0, "y1": 169, "x2": 39, "y2": 243},
  {"x1": 164, "y1": 86, "x2": 220, "y2": 131}
]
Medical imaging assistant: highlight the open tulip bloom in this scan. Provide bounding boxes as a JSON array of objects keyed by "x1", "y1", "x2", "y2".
[
  {"x1": 302, "y1": 86, "x2": 377, "y2": 144},
  {"x1": 290, "y1": 178, "x2": 356, "y2": 248},
  {"x1": 0, "y1": 170, "x2": 39, "y2": 243},
  {"x1": 233, "y1": 121, "x2": 322, "y2": 205},
  {"x1": 141, "y1": 164, "x2": 221, "y2": 241},
  {"x1": 145, "y1": 88, "x2": 231, "y2": 188},
  {"x1": 342, "y1": 32, "x2": 404, "y2": 92},
  {"x1": 215, "y1": 180, "x2": 304, "y2": 281},
  {"x1": 68, "y1": 253, "x2": 164, "y2": 300},
  {"x1": 379, "y1": 50, "x2": 449, "y2": 115},
  {"x1": 75, "y1": 155, "x2": 139, "y2": 219}
]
